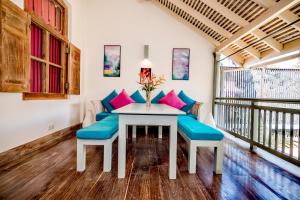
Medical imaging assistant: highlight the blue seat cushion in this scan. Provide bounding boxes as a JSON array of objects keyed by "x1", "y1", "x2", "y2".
[
  {"x1": 151, "y1": 91, "x2": 165, "y2": 103},
  {"x1": 96, "y1": 112, "x2": 111, "y2": 121},
  {"x1": 178, "y1": 116, "x2": 224, "y2": 141},
  {"x1": 76, "y1": 115, "x2": 118, "y2": 140},
  {"x1": 178, "y1": 90, "x2": 196, "y2": 112},
  {"x1": 130, "y1": 90, "x2": 146, "y2": 103},
  {"x1": 101, "y1": 90, "x2": 118, "y2": 112}
]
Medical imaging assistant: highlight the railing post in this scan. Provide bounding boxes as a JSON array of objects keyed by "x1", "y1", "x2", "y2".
[{"x1": 250, "y1": 101, "x2": 256, "y2": 151}]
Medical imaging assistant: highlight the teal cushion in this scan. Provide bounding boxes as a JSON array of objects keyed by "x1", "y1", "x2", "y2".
[
  {"x1": 151, "y1": 91, "x2": 165, "y2": 103},
  {"x1": 130, "y1": 90, "x2": 146, "y2": 103},
  {"x1": 96, "y1": 112, "x2": 113, "y2": 121},
  {"x1": 178, "y1": 91, "x2": 196, "y2": 112},
  {"x1": 178, "y1": 116, "x2": 224, "y2": 141},
  {"x1": 101, "y1": 90, "x2": 118, "y2": 112},
  {"x1": 76, "y1": 115, "x2": 118, "y2": 140}
]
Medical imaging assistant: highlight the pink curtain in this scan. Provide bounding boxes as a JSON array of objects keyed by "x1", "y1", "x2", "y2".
[
  {"x1": 33, "y1": 0, "x2": 42, "y2": 17},
  {"x1": 30, "y1": 24, "x2": 43, "y2": 93},
  {"x1": 25, "y1": 0, "x2": 63, "y2": 32},
  {"x1": 49, "y1": 36, "x2": 61, "y2": 93},
  {"x1": 42, "y1": 0, "x2": 49, "y2": 23}
]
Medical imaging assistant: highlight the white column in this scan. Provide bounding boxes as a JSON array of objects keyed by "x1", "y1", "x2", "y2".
[
  {"x1": 118, "y1": 116, "x2": 126, "y2": 178},
  {"x1": 158, "y1": 126, "x2": 163, "y2": 139},
  {"x1": 145, "y1": 125, "x2": 148, "y2": 135},
  {"x1": 169, "y1": 117, "x2": 177, "y2": 179},
  {"x1": 77, "y1": 140, "x2": 86, "y2": 171}
]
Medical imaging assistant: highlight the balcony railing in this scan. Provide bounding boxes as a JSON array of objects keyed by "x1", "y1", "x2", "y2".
[{"x1": 214, "y1": 97, "x2": 300, "y2": 166}]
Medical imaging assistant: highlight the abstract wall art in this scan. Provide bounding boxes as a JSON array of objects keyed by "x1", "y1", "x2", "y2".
[
  {"x1": 103, "y1": 45, "x2": 121, "y2": 77},
  {"x1": 172, "y1": 48, "x2": 190, "y2": 80},
  {"x1": 140, "y1": 68, "x2": 152, "y2": 83}
]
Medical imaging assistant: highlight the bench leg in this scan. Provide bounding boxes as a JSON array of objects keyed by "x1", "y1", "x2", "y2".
[
  {"x1": 103, "y1": 143, "x2": 112, "y2": 172},
  {"x1": 214, "y1": 143, "x2": 224, "y2": 174},
  {"x1": 77, "y1": 140, "x2": 86, "y2": 172},
  {"x1": 132, "y1": 125, "x2": 136, "y2": 139},
  {"x1": 188, "y1": 141, "x2": 197, "y2": 174},
  {"x1": 158, "y1": 126, "x2": 162, "y2": 139}
]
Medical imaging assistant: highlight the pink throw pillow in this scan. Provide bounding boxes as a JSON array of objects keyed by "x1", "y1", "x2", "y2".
[
  {"x1": 159, "y1": 90, "x2": 186, "y2": 109},
  {"x1": 109, "y1": 89, "x2": 135, "y2": 109}
]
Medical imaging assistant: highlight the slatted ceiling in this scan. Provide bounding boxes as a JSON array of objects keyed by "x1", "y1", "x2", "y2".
[
  {"x1": 229, "y1": 44, "x2": 251, "y2": 58},
  {"x1": 260, "y1": 18, "x2": 285, "y2": 34},
  {"x1": 182, "y1": 0, "x2": 242, "y2": 34},
  {"x1": 159, "y1": 0, "x2": 228, "y2": 43},
  {"x1": 241, "y1": 34, "x2": 256, "y2": 42},
  {"x1": 259, "y1": 16, "x2": 300, "y2": 44},
  {"x1": 239, "y1": 33, "x2": 272, "y2": 53},
  {"x1": 156, "y1": 0, "x2": 300, "y2": 63},
  {"x1": 275, "y1": 30, "x2": 300, "y2": 43},
  {"x1": 290, "y1": 2, "x2": 300, "y2": 16},
  {"x1": 216, "y1": 0, "x2": 265, "y2": 23}
]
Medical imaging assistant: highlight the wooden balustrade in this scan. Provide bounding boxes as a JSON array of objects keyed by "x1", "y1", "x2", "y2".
[{"x1": 215, "y1": 97, "x2": 300, "y2": 166}]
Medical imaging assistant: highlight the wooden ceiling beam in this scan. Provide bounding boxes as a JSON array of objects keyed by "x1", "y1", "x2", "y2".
[
  {"x1": 222, "y1": 48, "x2": 245, "y2": 67},
  {"x1": 251, "y1": 0, "x2": 300, "y2": 31},
  {"x1": 243, "y1": 37, "x2": 300, "y2": 66},
  {"x1": 252, "y1": 30, "x2": 283, "y2": 52},
  {"x1": 215, "y1": 0, "x2": 300, "y2": 52},
  {"x1": 235, "y1": 40, "x2": 261, "y2": 59},
  {"x1": 279, "y1": 11, "x2": 300, "y2": 32},
  {"x1": 167, "y1": 0, "x2": 232, "y2": 38}
]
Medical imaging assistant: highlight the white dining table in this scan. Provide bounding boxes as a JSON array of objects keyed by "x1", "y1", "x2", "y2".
[{"x1": 112, "y1": 103, "x2": 185, "y2": 179}]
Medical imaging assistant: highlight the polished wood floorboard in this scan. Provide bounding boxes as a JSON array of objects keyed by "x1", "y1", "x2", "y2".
[{"x1": 0, "y1": 127, "x2": 299, "y2": 200}]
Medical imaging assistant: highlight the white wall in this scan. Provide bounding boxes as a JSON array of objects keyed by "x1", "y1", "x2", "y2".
[
  {"x1": 0, "y1": 0, "x2": 215, "y2": 153},
  {"x1": 84, "y1": 0, "x2": 215, "y2": 121},
  {"x1": 0, "y1": 0, "x2": 86, "y2": 153}
]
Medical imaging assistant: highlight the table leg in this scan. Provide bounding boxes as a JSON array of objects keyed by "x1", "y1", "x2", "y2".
[
  {"x1": 169, "y1": 119, "x2": 177, "y2": 179},
  {"x1": 132, "y1": 125, "x2": 136, "y2": 139},
  {"x1": 158, "y1": 126, "x2": 163, "y2": 139},
  {"x1": 118, "y1": 117, "x2": 126, "y2": 178}
]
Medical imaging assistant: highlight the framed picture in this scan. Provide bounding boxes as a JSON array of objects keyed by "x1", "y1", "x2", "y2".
[
  {"x1": 140, "y1": 68, "x2": 152, "y2": 83},
  {"x1": 103, "y1": 45, "x2": 121, "y2": 77},
  {"x1": 172, "y1": 48, "x2": 190, "y2": 80}
]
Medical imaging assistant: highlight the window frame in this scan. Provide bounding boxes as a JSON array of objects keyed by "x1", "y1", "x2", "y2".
[{"x1": 23, "y1": 0, "x2": 69, "y2": 100}]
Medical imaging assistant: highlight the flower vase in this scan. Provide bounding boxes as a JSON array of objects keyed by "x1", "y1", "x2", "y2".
[{"x1": 146, "y1": 91, "x2": 151, "y2": 108}]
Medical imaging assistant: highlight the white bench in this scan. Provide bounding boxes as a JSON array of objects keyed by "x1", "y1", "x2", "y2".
[
  {"x1": 76, "y1": 115, "x2": 118, "y2": 172},
  {"x1": 178, "y1": 116, "x2": 224, "y2": 174}
]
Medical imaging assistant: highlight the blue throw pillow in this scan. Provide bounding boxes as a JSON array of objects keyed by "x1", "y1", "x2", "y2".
[
  {"x1": 151, "y1": 91, "x2": 165, "y2": 103},
  {"x1": 130, "y1": 90, "x2": 146, "y2": 103},
  {"x1": 101, "y1": 90, "x2": 118, "y2": 112},
  {"x1": 178, "y1": 90, "x2": 196, "y2": 112}
]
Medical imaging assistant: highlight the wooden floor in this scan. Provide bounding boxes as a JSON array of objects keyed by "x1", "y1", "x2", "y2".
[{"x1": 0, "y1": 127, "x2": 299, "y2": 200}]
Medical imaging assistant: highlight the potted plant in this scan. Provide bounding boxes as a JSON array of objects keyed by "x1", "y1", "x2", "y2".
[{"x1": 138, "y1": 69, "x2": 165, "y2": 107}]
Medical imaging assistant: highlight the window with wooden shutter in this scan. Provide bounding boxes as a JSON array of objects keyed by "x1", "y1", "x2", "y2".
[
  {"x1": 0, "y1": 0, "x2": 30, "y2": 92},
  {"x1": 0, "y1": 0, "x2": 79, "y2": 99},
  {"x1": 23, "y1": 0, "x2": 77, "y2": 100},
  {"x1": 67, "y1": 43, "x2": 80, "y2": 95}
]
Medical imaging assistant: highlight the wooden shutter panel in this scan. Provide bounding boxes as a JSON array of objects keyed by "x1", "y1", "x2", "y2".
[
  {"x1": 0, "y1": 0, "x2": 30, "y2": 92},
  {"x1": 67, "y1": 43, "x2": 80, "y2": 95}
]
